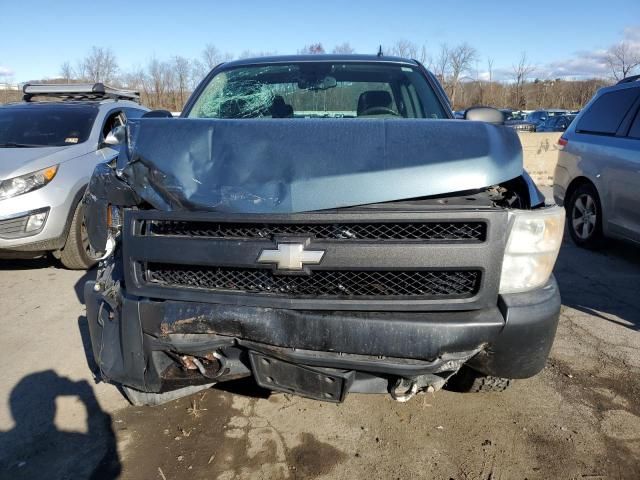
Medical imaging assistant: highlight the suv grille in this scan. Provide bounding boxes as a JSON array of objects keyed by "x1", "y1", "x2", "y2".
[
  {"x1": 145, "y1": 220, "x2": 486, "y2": 242},
  {"x1": 145, "y1": 263, "x2": 481, "y2": 298}
]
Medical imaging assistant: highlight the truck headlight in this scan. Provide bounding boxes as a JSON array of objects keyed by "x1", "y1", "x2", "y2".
[
  {"x1": 0, "y1": 165, "x2": 58, "y2": 200},
  {"x1": 499, "y1": 206, "x2": 565, "y2": 294}
]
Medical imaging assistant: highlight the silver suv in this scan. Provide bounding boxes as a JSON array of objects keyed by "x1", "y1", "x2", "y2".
[
  {"x1": 553, "y1": 75, "x2": 640, "y2": 248},
  {"x1": 0, "y1": 84, "x2": 148, "y2": 268}
]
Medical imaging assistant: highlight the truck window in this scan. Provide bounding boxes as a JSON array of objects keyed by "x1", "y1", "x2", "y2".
[{"x1": 187, "y1": 62, "x2": 447, "y2": 120}]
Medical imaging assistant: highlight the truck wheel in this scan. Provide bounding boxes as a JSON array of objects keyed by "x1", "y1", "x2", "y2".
[
  {"x1": 59, "y1": 201, "x2": 99, "y2": 270},
  {"x1": 122, "y1": 384, "x2": 215, "y2": 406},
  {"x1": 446, "y1": 367, "x2": 512, "y2": 393},
  {"x1": 566, "y1": 183, "x2": 604, "y2": 249}
]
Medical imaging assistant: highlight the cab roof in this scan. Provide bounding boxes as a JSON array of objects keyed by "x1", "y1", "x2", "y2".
[{"x1": 220, "y1": 54, "x2": 422, "y2": 69}]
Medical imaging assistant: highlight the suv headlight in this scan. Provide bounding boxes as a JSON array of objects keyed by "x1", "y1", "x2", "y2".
[
  {"x1": 499, "y1": 206, "x2": 565, "y2": 294},
  {"x1": 0, "y1": 165, "x2": 58, "y2": 200}
]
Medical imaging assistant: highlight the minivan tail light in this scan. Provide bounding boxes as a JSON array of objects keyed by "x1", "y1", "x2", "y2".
[{"x1": 558, "y1": 137, "x2": 568, "y2": 148}]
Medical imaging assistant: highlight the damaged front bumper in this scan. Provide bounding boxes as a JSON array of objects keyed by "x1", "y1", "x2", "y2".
[{"x1": 84, "y1": 276, "x2": 560, "y2": 402}]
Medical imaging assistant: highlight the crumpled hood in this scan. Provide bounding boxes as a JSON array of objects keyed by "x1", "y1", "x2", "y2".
[
  {"x1": 120, "y1": 118, "x2": 523, "y2": 213},
  {"x1": 0, "y1": 145, "x2": 77, "y2": 179}
]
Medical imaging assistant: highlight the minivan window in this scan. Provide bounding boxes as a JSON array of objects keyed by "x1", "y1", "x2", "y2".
[
  {"x1": 188, "y1": 62, "x2": 448, "y2": 119},
  {"x1": 0, "y1": 105, "x2": 97, "y2": 147},
  {"x1": 576, "y1": 88, "x2": 640, "y2": 135}
]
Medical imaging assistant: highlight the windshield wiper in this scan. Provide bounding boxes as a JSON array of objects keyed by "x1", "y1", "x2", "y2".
[{"x1": 0, "y1": 142, "x2": 41, "y2": 148}]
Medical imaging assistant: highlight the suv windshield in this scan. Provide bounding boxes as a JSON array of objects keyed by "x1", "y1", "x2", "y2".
[
  {"x1": 0, "y1": 105, "x2": 98, "y2": 148},
  {"x1": 188, "y1": 62, "x2": 448, "y2": 119}
]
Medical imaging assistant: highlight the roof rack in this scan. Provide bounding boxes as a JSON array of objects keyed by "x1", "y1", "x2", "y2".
[
  {"x1": 22, "y1": 83, "x2": 140, "y2": 103},
  {"x1": 616, "y1": 74, "x2": 640, "y2": 85}
]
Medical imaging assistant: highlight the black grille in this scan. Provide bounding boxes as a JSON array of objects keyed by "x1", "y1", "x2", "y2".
[
  {"x1": 145, "y1": 263, "x2": 481, "y2": 298},
  {"x1": 145, "y1": 220, "x2": 486, "y2": 242}
]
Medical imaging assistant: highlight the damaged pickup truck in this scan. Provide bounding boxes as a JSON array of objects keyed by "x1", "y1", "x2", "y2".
[{"x1": 83, "y1": 55, "x2": 565, "y2": 405}]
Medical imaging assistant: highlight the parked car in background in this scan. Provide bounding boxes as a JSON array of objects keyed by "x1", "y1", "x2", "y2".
[
  {"x1": 499, "y1": 109, "x2": 514, "y2": 121},
  {"x1": 0, "y1": 83, "x2": 148, "y2": 268},
  {"x1": 525, "y1": 109, "x2": 569, "y2": 128},
  {"x1": 536, "y1": 114, "x2": 577, "y2": 132},
  {"x1": 506, "y1": 120, "x2": 537, "y2": 132},
  {"x1": 83, "y1": 54, "x2": 564, "y2": 407},
  {"x1": 501, "y1": 109, "x2": 537, "y2": 131},
  {"x1": 554, "y1": 75, "x2": 640, "y2": 248}
]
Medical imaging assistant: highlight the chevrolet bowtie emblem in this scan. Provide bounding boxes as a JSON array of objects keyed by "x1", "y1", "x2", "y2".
[{"x1": 257, "y1": 242, "x2": 325, "y2": 271}]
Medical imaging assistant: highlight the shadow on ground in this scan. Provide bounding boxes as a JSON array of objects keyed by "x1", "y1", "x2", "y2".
[
  {"x1": 554, "y1": 235, "x2": 640, "y2": 331},
  {"x1": 0, "y1": 370, "x2": 120, "y2": 479},
  {"x1": 0, "y1": 256, "x2": 53, "y2": 270}
]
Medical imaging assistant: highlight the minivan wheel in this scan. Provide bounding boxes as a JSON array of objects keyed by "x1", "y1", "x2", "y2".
[
  {"x1": 59, "y1": 202, "x2": 99, "y2": 270},
  {"x1": 567, "y1": 183, "x2": 604, "y2": 249}
]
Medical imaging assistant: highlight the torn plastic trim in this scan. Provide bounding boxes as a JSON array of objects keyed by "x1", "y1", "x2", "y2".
[
  {"x1": 84, "y1": 161, "x2": 140, "y2": 253},
  {"x1": 118, "y1": 117, "x2": 524, "y2": 214}
]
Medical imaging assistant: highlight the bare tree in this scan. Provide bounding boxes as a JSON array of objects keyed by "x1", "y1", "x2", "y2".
[
  {"x1": 386, "y1": 40, "x2": 429, "y2": 65},
  {"x1": 173, "y1": 56, "x2": 191, "y2": 109},
  {"x1": 190, "y1": 60, "x2": 207, "y2": 88},
  {"x1": 448, "y1": 43, "x2": 478, "y2": 108},
  {"x1": 298, "y1": 43, "x2": 325, "y2": 54},
  {"x1": 60, "y1": 62, "x2": 73, "y2": 82},
  {"x1": 416, "y1": 44, "x2": 430, "y2": 67},
  {"x1": 512, "y1": 52, "x2": 535, "y2": 108},
  {"x1": 332, "y1": 42, "x2": 355, "y2": 54},
  {"x1": 81, "y1": 47, "x2": 118, "y2": 83},
  {"x1": 388, "y1": 39, "x2": 416, "y2": 58},
  {"x1": 486, "y1": 57, "x2": 495, "y2": 105},
  {"x1": 145, "y1": 58, "x2": 171, "y2": 108},
  {"x1": 605, "y1": 41, "x2": 640, "y2": 81},
  {"x1": 202, "y1": 44, "x2": 233, "y2": 69},
  {"x1": 8, "y1": 36, "x2": 618, "y2": 112},
  {"x1": 487, "y1": 57, "x2": 494, "y2": 84},
  {"x1": 433, "y1": 44, "x2": 450, "y2": 85},
  {"x1": 120, "y1": 67, "x2": 146, "y2": 93},
  {"x1": 237, "y1": 50, "x2": 277, "y2": 59}
]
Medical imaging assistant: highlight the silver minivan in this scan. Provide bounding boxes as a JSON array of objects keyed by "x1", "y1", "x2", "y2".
[{"x1": 553, "y1": 75, "x2": 640, "y2": 248}]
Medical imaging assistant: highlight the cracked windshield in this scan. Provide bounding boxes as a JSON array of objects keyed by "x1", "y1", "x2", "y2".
[{"x1": 188, "y1": 62, "x2": 448, "y2": 119}]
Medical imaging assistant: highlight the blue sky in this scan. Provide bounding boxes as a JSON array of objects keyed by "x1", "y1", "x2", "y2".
[{"x1": 1, "y1": 0, "x2": 639, "y2": 82}]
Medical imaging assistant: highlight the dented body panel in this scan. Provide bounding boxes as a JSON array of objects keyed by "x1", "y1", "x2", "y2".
[{"x1": 118, "y1": 118, "x2": 524, "y2": 214}]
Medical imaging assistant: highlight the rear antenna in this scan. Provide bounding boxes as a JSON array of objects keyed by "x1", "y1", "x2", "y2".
[{"x1": 377, "y1": 45, "x2": 383, "y2": 57}]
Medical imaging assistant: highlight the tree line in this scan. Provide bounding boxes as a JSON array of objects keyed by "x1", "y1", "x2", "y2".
[{"x1": 2, "y1": 39, "x2": 637, "y2": 111}]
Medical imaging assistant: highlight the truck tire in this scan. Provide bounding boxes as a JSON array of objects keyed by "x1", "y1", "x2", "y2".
[
  {"x1": 59, "y1": 201, "x2": 98, "y2": 270},
  {"x1": 446, "y1": 367, "x2": 512, "y2": 393},
  {"x1": 122, "y1": 384, "x2": 215, "y2": 407},
  {"x1": 566, "y1": 183, "x2": 604, "y2": 249}
]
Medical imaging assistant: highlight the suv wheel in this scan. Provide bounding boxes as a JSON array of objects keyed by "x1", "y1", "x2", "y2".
[
  {"x1": 446, "y1": 367, "x2": 512, "y2": 393},
  {"x1": 59, "y1": 202, "x2": 99, "y2": 270},
  {"x1": 567, "y1": 183, "x2": 604, "y2": 249}
]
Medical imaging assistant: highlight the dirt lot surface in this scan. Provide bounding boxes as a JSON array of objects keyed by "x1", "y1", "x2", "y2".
[{"x1": 1, "y1": 234, "x2": 639, "y2": 480}]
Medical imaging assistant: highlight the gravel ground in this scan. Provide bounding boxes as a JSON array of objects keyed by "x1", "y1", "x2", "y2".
[{"x1": 0, "y1": 234, "x2": 638, "y2": 479}]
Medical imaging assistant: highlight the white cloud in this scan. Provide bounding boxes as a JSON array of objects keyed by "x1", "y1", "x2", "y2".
[
  {"x1": 535, "y1": 25, "x2": 640, "y2": 79},
  {"x1": 0, "y1": 65, "x2": 14, "y2": 77},
  {"x1": 536, "y1": 51, "x2": 609, "y2": 79},
  {"x1": 623, "y1": 25, "x2": 640, "y2": 43}
]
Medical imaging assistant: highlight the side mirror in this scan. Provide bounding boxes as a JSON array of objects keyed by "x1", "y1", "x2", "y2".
[
  {"x1": 102, "y1": 125, "x2": 126, "y2": 147},
  {"x1": 464, "y1": 107, "x2": 505, "y2": 125},
  {"x1": 142, "y1": 109, "x2": 174, "y2": 118}
]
